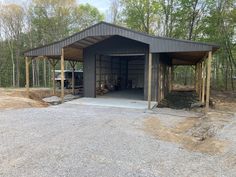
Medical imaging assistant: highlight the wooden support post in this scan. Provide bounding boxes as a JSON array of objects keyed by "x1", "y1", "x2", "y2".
[
  {"x1": 43, "y1": 57, "x2": 47, "y2": 87},
  {"x1": 148, "y1": 52, "x2": 152, "y2": 109},
  {"x1": 49, "y1": 59, "x2": 58, "y2": 95},
  {"x1": 198, "y1": 62, "x2": 202, "y2": 100},
  {"x1": 205, "y1": 51, "x2": 212, "y2": 112},
  {"x1": 61, "y1": 48, "x2": 65, "y2": 103},
  {"x1": 201, "y1": 61, "x2": 206, "y2": 103},
  {"x1": 195, "y1": 64, "x2": 199, "y2": 94},
  {"x1": 160, "y1": 65, "x2": 164, "y2": 100},
  {"x1": 168, "y1": 66, "x2": 172, "y2": 92},
  {"x1": 25, "y1": 57, "x2": 30, "y2": 97},
  {"x1": 171, "y1": 66, "x2": 174, "y2": 91},
  {"x1": 69, "y1": 61, "x2": 76, "y2": 95},
  {"x1": 72, "y1": 65, "x2": 75, "y2": 95},
  {"x1": 52, "y1": 64, "x2": 56, "y2": 95},
  {"x1": 158, "y1": 64, "x2": 161, "y2": 102}
]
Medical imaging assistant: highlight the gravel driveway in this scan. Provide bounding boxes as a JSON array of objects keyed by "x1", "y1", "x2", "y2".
[{"x1": 0, "y1": 103, "x2": 235, "y2": 177}]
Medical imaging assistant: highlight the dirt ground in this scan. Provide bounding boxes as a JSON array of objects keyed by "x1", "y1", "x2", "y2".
[
  {"x1": 0, "y1": 88, "x2": 81, "y2": 110},
  {"x1": 0, "y1": 88, "x2": 77, "y2": 110},
  {"x1": 144, "y1": 111, "x2": 233, "y2": 155},
  {"x1": 211, "y1": 90, "x2": 236, "y2": 112},
  {"x1": 0, "y1": 88, "x2": 50, "y2": 110},
  {"x1": 150, "y1": 89, "x2": 236, "y2": 155}
]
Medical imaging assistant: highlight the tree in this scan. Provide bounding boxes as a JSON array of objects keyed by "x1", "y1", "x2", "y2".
[
  {"x1": 0, "y1": 3, "x2": 25, "y2": 87},
  {"x1": 71, "y1": 3, "x2": 104, "y2": 32},
  {"x1": 200, "y1": 0, "x2": 236, "y2": 90},
  {"x1": 29, "y1": 0, "x2": 77, "y2": 45},
  {"x1": 160, "y1": 0, "x2": 175, "y2": 37},
  {"x1": 168, "y1": 0, "x2": 207, "y2": 40},
  {"x1": 120, "y1": 0, "x2": 161, "y2": 34},
  {"x1": 108, "y1": 0, "x2": 121, "y2": 24},
  {"x1": 25, "y1": 0, "x2": 104, "y2": 87}
]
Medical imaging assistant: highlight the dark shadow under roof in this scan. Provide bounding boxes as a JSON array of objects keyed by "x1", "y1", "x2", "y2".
[{"x1": 24, "y1": 21, "x2": 219, "y2": 59}]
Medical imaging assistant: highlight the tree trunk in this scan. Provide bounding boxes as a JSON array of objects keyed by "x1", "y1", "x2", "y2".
[{"x1": 225, "y1": 61, "x2": 228, "y2": 90}]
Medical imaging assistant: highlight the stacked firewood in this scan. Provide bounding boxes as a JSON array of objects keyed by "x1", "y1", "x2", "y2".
[{"x1": 96, "y1": 83, "x2": 109, "y2": 95}]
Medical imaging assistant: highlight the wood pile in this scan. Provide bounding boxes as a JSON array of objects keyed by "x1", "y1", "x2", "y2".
[{"x1": 96, "y1": 88, "x2": 109, "y2": 95}]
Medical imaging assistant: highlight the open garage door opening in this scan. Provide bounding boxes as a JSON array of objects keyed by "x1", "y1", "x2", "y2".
[{"x1": 96, "y1": 54, "x2": 145, "y2": 100}]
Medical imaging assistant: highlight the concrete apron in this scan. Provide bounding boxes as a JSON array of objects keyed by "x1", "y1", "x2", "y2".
[{"x1": 65, "y1": 97, "x2": 157, "y2": 110}]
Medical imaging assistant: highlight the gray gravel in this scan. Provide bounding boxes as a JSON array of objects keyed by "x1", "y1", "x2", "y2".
[
  {"x1": 0, "y1": 103, "x2": 235, "y2": 177},
  {"x1": 43, "y1": 94, "x2": 81, "y2": 105}
]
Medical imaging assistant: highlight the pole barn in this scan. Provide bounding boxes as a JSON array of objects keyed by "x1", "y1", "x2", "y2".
[{"x1": 24, "y1": 22, "x2": 219, "y2": 110}]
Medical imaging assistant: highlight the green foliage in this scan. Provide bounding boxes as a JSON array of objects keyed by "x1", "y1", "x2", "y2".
[
  {"x1": 71, "y1": 3, "x2": 104, "y2": 32},
  {"x1": 119, "y1": 0, "x2": 236, "y2": 90},
  {"x1": 121, "y1": 0, "x2": 161, "y2": 34}
]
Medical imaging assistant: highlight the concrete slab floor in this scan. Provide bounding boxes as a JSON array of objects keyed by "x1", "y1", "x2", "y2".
[
  {"x1": 99, "y1": 89, "x2": 144, "y2": 100},
  {"x1": 66, "y1": 97, "x2": 157, "y2": 110}
]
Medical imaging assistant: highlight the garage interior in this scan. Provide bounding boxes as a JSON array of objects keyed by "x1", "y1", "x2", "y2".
[{"x1": 96, "y1": 54, "x2": 145, "y2": 100}]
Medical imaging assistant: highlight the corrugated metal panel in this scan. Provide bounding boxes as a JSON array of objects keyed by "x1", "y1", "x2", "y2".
[{"x1": 24, "y1": 22, "x2": 218, "y2": 57}]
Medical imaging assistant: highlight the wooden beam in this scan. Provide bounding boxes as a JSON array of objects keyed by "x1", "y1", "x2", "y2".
[
  {"x1": 160, "y1": 64, "x2": 164, "y2": 100},
  {"x1": 158, "y1": 63, "x2": 162, "y2": 102},
  {"x1": 168, "y1": 66, "x2": 172, "y2": 92},
  {"x1": 52, "y1": 64, "x2": 56, "y2": 95},
  {"x1": 72, "y1": 67, "x2": 75, "y2": 95},
  {"x1": 25, "y1": 57, "x2": 30, "y2": 97},
  {"x1": 69, "y1": 61, "x2": 77, "y2": 95},
  {"x1": 205, "y1": 51, "x2": 212, "y2": 112},
  {"x1": 171, "y1": 66, "x2": 174, "y2": 91},
  {"x1": 198, "y1": 62, "x2": 202, "y2": 100},
  {"x1": 61, "y1": 48, "x2": 65, "y2": 103},
  {"x1": 148, "y1": 52, "x2": 152, "y2": 109},
  {"x1": 49, "y1": 59, "x2": 58, "y2": 95},
  {"x1": 43, "y1": 57, "x2": 47, "y2": 87},
  {"x1": 201, "y1": 61, "x2": 206, "y2": 103},
  {"x1": 195, "y1": 64, "x2": 198, "y2": 93}
]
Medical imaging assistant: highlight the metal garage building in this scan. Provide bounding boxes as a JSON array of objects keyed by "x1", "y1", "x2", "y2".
[{"x1": 24, "y1": 22, "x2": 219, "y2": 110}]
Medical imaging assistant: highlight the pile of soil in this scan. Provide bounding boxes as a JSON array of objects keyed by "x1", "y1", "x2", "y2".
[
  {"x1": 0, "y1": 88, "x2": 53, "y2": 110},
  {"x1": 157, "y1": 91, "x2": 199, "y2": 109}
]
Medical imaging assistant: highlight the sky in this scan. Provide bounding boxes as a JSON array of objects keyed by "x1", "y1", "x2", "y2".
[{"x1": 0, "y1": 0, "x2": 110, "y2": 14}]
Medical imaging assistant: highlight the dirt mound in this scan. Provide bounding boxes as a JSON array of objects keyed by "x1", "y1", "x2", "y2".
[
  {"x1": 157, "y1": 91, "x2": 199, "y2": 109},
  {"x1": 0, "y1": 88, "x2": 52, "y2": 110},
  {"x1": 143, "y1": 111, "x2": 233, "y2": 154}
]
